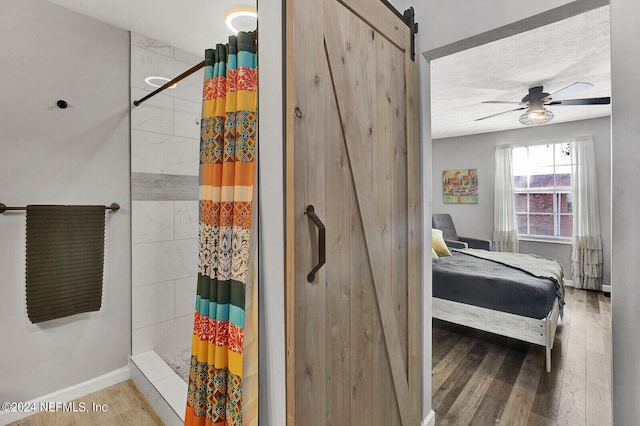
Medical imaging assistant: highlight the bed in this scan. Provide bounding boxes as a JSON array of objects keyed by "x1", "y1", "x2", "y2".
[{"x1": 432, "y1": 248, "x2": 565, "y2": 372}]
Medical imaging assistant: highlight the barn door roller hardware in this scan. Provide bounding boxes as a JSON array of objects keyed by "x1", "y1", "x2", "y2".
[
  {"x1": 380, "y1": 2, "x2": 418, "y2": 61},
  {"x1": 403, "y1": 7, "x2": 418, "y2": 61}
]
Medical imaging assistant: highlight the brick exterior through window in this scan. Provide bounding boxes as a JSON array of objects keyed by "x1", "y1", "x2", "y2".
[{"x1": 513, "y1": 144, "x2": 573, "y2": 238}]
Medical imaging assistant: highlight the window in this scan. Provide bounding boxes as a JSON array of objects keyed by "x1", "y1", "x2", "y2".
[{"x1": 512, "y1": 143, "x2": 573, "y2": 238}]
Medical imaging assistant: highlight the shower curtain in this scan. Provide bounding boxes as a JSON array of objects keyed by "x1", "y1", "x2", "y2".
[{"x1": 185, "y1": 31, "x2": 258, "y2": 426}]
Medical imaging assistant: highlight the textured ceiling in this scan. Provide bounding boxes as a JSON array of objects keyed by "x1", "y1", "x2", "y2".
[
  {"x1": 49, "y1": 1, "x2": 610, "y2": 141},
  {"x1": 430, "y1": 5, "x2": 611, "y2": 139}
]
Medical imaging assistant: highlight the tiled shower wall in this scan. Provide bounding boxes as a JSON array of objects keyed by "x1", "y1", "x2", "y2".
[{"x1": 130, "y1": 33, "x2": 203, "y2": 361}]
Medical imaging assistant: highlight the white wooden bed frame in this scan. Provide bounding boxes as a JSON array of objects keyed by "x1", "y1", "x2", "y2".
[{"x1": 432, "y1": 296, "x2": 561, "y2": 372}]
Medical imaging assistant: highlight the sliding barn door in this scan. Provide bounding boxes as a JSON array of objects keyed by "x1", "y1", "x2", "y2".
[{"x1": 286, "y1": 0, "x2": 421, "y2": 425}]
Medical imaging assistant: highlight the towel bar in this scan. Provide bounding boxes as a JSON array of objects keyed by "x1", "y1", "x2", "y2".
[{"x1": 0, "y1": 203, "x2": 120, "y2": 214}]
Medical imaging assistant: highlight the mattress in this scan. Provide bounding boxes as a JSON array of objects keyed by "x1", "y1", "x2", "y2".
[{"x1": 432, "y1": 250, "x2": 559, "y2": 319}]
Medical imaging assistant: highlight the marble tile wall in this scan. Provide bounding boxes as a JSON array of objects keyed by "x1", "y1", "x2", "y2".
[{"x1": 130, "y1": 33, "x2": 203, "y2": 361}]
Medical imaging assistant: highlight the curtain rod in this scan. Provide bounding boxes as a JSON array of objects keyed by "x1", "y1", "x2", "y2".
[
  {"x1": 133, "y1": 61, "x2": 205, "y2": 107},
  {"x1": 0, "y1": 203, "x2": 120, "y2": 214},
  {"x1": 133, "y1": 30, "x2": 259, "y2": 107}
]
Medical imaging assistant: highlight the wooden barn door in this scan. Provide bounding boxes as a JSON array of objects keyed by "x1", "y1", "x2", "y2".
[{"x1": 285, "y1": 0, "x2": 421, "y2": 425}]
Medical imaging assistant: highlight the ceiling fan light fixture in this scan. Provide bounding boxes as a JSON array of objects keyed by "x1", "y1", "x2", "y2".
[{"x1": 519, "y1": 107, "x2": 554, "y2": 126}]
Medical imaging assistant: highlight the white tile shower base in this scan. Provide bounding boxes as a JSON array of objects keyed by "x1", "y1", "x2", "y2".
[{"x1": 130, "y1": 351, "x2": 186, "y2": 425}]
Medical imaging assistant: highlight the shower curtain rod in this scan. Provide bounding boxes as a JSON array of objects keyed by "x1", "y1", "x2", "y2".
[
  {"x1": 0, "y1": 203, "x2": 120, "y2": 213},
  {"x1": 133, "y1": 30, "x2": 259, "y2": 107},
  {"x1": 133, "y1": 61, "x2": 205, "y2": 106}
]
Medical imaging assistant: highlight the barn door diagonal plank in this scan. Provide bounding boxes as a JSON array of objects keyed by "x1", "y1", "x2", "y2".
[
  {"x1": 287, "y1": 0, "x2": 421, "y2": 424},
  {"x1": 322, "y1": 1, "x2": 413, "y2": 424}
]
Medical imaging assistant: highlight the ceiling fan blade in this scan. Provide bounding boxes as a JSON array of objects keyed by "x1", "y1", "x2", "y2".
[
  {"x1": 546, "y1": 97, "x2": 611, "y2": 106},
  {"x1": 475, "y1": 107, "x2": 526, "y2": 121},
  {"x1": 481, "y1": 101, "x2": 522, "y2": 105},
  {"x1": 546, "y1": 82, "x2": 594, "y2": 101}
]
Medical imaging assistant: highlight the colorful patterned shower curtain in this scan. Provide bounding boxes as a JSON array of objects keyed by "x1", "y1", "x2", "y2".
[{"x1": 185, "y1": 31, "x2": 257, "y2": 426}]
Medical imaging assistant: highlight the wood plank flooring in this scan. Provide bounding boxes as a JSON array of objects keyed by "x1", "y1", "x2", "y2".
[
  {"x1": 7, "y1": 380, "x2": 164, "y2": 426},
  {"x1": 432, "y1": 287, "x2": 611, "y2": 426},
  {"x1": 8, "y1": 287, "x2": 610, "y2": 426}
]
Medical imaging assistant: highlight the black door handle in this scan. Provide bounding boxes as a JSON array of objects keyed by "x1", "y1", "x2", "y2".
[{"x1": 305, "y1": 205, "x2": 326, "y2": 282}]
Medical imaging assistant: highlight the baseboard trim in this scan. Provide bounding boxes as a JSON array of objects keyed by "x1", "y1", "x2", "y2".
[
  {"x1": 0, "y1": 366, "x2": 130, "y2": 424},
  {"x1": 422, "y1": 409, "x2": 436, "y2": 426},
  {"x1": 564, "y1": 279, "x2": 612, "y2": 294}
]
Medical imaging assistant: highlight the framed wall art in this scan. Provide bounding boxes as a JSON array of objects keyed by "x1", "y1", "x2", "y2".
[{"x1": 443, "y1": 169, "x2": 478, "y2": 204}]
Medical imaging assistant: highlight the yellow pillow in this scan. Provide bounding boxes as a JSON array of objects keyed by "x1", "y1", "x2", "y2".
[
  {"x1": 432, "y1": 247, "x2": 439, "y2": 260},
  {"x1": 432, "y1": 228, "x2": 452, "y2": 257}
]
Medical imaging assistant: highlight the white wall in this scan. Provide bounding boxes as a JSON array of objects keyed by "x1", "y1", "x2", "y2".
[
  {"x1": 129, "y1": 34, "x2": 202, "y2": 363},
  {"x1": 421, "y1": 0, "x2": 576, "y2": 51},
  {"x1": 409, "y1": 6, "x2": 435, "y2": 424},
  {"x1": 0, "y1": 0, "x2": 130, "y2": 402},
  {"x1": 610, "y1": 0, "x2": 640, "y2": 423},
  {"x1": 432, "y1": 117, "x2": 612, "y2": 287},
  {"x1": 257, "y1": 0, "x2": 286, "y2": 424}
]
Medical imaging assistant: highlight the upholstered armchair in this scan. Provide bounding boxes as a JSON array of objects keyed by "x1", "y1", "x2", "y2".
[{"x1": 432, "y1": 213, "x2": 492, "y2": 251}]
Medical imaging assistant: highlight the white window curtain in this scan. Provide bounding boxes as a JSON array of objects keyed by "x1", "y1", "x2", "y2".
[
  {"x1": 493, "y1": 145, "x2": 519, "y2": 252},
  {"x1": 571, "y1": 136, "x2": 603, "y2": 290}
]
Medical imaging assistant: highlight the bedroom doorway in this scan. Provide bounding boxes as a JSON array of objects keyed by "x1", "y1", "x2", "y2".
[
  {"x1": 427, "y1": 3, "x2": 612, "y2": 424},
  {"x1": 285, "y1": 0, "x2": 422, "y2": 424}
]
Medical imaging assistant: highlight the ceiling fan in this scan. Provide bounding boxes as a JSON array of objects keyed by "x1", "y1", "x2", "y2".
[{"x1": 475, "y1": 82, "x2": 610, "y2": 125}]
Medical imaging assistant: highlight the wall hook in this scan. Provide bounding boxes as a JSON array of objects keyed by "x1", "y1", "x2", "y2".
[{"x1": 56, "y1": 100, "x2": 68, "y2": 109}]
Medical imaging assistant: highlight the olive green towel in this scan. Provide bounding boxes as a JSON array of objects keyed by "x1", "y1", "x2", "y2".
[{"x1": 25, "y1": 205, "x2": 106, "y2": 323}]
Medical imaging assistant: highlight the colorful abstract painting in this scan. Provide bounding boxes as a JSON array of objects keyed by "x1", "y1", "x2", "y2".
[{"x1": 443, "y1": 169, "x2": 478, "y2": 204}]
